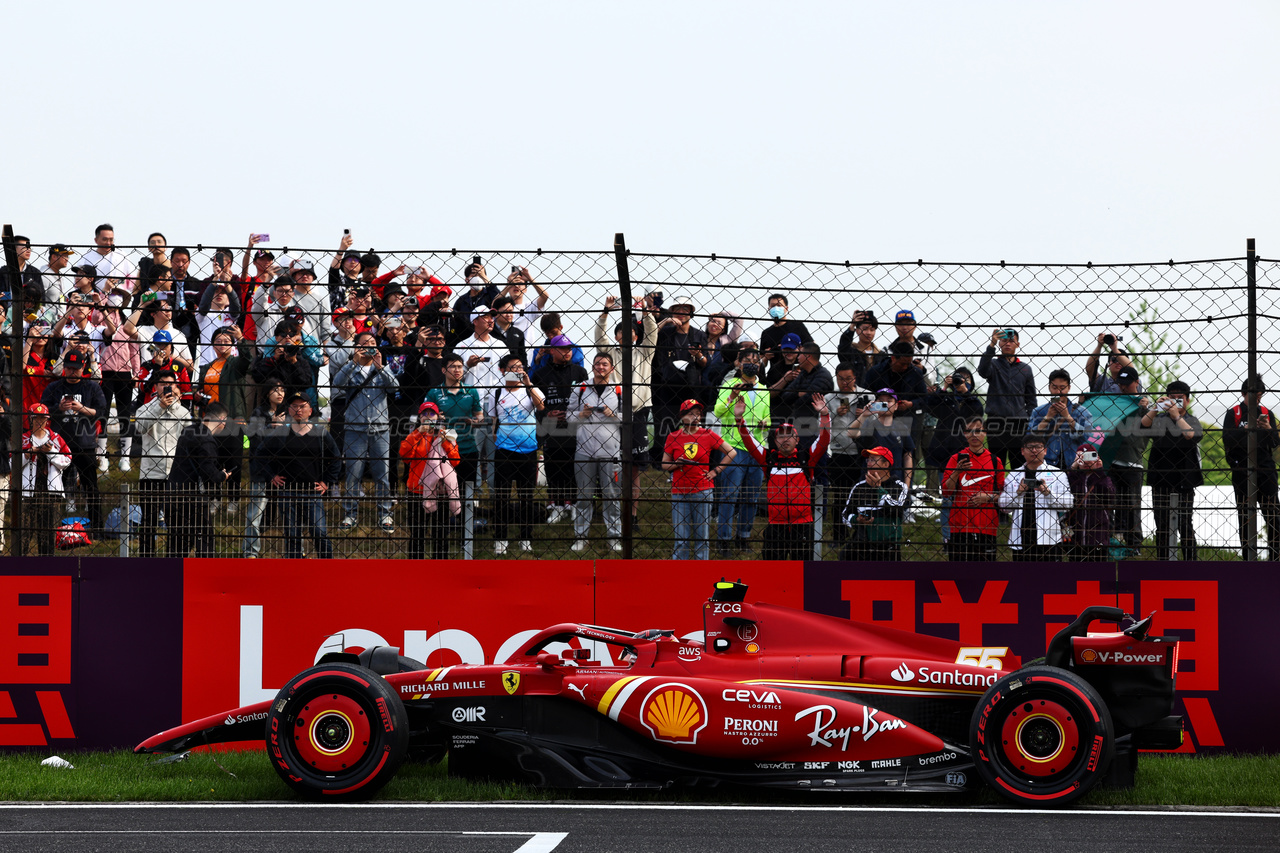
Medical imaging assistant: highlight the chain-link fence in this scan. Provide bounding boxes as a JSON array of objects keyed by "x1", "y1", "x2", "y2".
[{"x1": 3, "y1": 229, "x2": 1277, "y2": 562}]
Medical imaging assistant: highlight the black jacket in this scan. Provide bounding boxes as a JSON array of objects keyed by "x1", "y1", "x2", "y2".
[
  {"x1": 169, "y1": 423, "x2": 223, "y2": 486},
  {"x1": 40, "y1": 377, "x2": 107, "y2": 451}
]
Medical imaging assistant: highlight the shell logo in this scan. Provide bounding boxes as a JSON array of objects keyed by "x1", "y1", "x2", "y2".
[
  {"x1": 641, "y1": 683, "x2": 708, "y2": 745},
  {"x1": 1081, "y1": 649, "x2": 1098, "y2": 662}
]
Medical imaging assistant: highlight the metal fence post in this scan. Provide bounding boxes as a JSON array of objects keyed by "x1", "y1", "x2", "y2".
[
  {"x1": 1246, "y1": 238, "x2": 1258, "y2": 561},
  {"x1": 3, "y1": 225, "x2": 24, "y2": 558},
  {"x1": 118, "y1": 481, "x2": 130, "y2": 558},
  {"x1": 615, "y1": 234, "x2": 635, "y2": 559}
]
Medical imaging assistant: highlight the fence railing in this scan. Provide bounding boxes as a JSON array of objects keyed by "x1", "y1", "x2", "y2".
[{"x1": 3, "y1": 228, "x2": 1277, "y2": 561}]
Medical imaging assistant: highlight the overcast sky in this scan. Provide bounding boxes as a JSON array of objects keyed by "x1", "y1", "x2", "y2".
[{"x1": 7, "y1": 1, "x2": 1279, "y2": 264}]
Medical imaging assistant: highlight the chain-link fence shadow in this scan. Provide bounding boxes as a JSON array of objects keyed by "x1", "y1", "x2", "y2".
[{"x1": 3, "y1": 233, "x2": 1277, "y2": 561}]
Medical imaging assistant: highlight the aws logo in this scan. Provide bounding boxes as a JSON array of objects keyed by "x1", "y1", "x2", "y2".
[{"x1": 641, "y1": 683, "x2": 708, "y2": 745}]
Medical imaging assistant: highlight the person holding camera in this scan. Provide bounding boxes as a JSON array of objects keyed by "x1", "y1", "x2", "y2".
[
  {"x1": 836, "y1": 310, "x2": 885, "y2": 387},
  {"x1": 841, "y1": 446, "x2": 909, "y2": 561},
  {"x1": 942, "y1": 418, "x2": 1004, "y2": 561},
  {"x1": 713, "y1": 343, "x2": 770, "y2": 555},
  {"x1": 1223, "y1": 376, "x2": 1280, "y2": 560},
  {"x1": 134, "y1": 374, "x2": 189, "y2": 556},
  {"x1": 488, "y1": 355, "x2": 545, "y2": 555},
  {"x1": 250, "y1": 320, "x2": 318, "y2": 409},
  {"x1": 17, "y1": 403, "x2": 72, "y2": 556},
  {"x1": 569, "y1": 353, "x2": 624, "y2": 552},
  {"x1": 978, "y1": 328, "x2": 1037, "y2": 471},
  {"x1": 998, "y1": 433, "x2": 1072, "y2": 561},
  {"x1": 327, "y1": 233, "x2": 363, "y2": 311},
  {"x1": 922, "y1": 367, "x2": 985, "y2": 541},
  {"x1": 42, "y1": 350, "x2": 108, "y2": 531},
  {"x1": 1028, "y1": 369, "x2": 1095, "y2": 469},
  {"x1": 332, "y1": 331, "x2": 400, "y2": 533},
  {"x1": 1085, "y1": 331, "x2": 1140, "y2": 394},
  {"x1": 1065, "y1": 445, "x2": 1116, "y2": 561},
  {"x1": 848, "y1": 388, "x2": 916, "y2": 487},
  {"x1": 1143, "y1": 381, "x2": 1203, "y2": 561},
  {"x1": 399, "y1": 401, "x2": 462, "y2": 560}
]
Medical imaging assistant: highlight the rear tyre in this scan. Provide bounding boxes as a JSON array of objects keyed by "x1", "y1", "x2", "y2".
[
  {"x1": 970, "y1": 665, "x2": 1114, "y2": 806},
  {"x1": 266, "y1": 663, "x2": 409, "y2": 800}
]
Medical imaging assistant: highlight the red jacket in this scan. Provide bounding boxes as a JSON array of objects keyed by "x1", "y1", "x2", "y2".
[
  {"x1": 737, "y1": 416, "x2": 830, "y2": 525},
  {"x1": 399, "y1": 429, "x2": 460, "y2": 495},
  {"x1": 943, "y1": 447, "x2": 1005, "y2": 536}
]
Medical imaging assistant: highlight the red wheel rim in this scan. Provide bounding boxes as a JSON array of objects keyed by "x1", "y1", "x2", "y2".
[
  {"x1": 292, "y1": 693, "x2": 372, "y2": 773},
  {"x1": 999, "y1": 698, "x2": 1079, "y2": 777}
]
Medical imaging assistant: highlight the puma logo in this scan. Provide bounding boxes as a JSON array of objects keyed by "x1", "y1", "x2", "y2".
[{"x1": 567, "y1": 683, "x2": 587, "y2": 700}]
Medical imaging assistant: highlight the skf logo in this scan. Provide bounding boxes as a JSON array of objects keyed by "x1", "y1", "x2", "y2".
[
  {"x1": 641, "y1": 684, "x2": 708, "y2": 745},
  {"x1": 890, "y1": 663, "x2": 915, "y2": 682},
  {"x1": 502, "y1": 671, "x2": 521, "y2": 695}
]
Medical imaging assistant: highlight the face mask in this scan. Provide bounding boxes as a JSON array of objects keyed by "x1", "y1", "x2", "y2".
[
  {"x1": 768, "y1": 306, "x2": 786, "y2": 321},
  {"x1": 502, "y1": 372, "x2": 521, "y2": 384},
  {"x1": 741, "y1": 364, "x2": 759, "y2": 378},
  {"x1": 467, "y1": 277, "x2": 483, "y2": 287}
]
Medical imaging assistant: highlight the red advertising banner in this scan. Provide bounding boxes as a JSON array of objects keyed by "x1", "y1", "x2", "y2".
[{"x1": 803, "y1": 560, "x2": 1278, "y2": 754}]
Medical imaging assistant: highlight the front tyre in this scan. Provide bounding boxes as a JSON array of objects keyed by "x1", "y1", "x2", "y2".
[
  {"x1": 970, "y1": 666, "x2": 1114, "y2": 806},
  {"x1": 266, "y1": 663, "x2": 409, "y2": 800}
]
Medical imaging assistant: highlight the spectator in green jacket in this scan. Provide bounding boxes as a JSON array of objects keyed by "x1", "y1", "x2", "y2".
[{"x1": 712, "y1": 342, "x2": 770, "y2": 555}]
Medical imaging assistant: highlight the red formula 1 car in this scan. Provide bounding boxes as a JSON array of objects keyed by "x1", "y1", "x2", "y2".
[{"x1": 137, "y1": 580, "x2": 1183, "y2": 805}]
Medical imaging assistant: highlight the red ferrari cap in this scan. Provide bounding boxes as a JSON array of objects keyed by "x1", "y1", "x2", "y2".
[
  {"x1": 429, "y1": 284, "x2": 453, "y2": 299},
  {"x1": 418, "y1": 401, "x2": 440, "y2": 416},
  {"x1": 862, "y1": 446, "x2": 894, "y2": 465},
  {"x1": 679, "y1": 399, "x2": 705, "y2": 414},
  {"x1": 27, "y1": 403, "x2": 50, "y2": 416}
]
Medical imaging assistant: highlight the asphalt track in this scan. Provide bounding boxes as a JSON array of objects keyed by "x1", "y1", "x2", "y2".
[{"x1": 0, "y1": 803, "x2": 1276, "y2": 853}]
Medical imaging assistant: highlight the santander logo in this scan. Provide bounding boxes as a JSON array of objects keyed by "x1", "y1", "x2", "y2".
[{"x1": 891, "y1": 663, "x2": 915, "y2": 682}]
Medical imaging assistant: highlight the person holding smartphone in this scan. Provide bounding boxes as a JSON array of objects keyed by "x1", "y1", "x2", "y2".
[
  {"x1": 133, "y1": 375, "x2": 188, "y2": 557},
  {"x1": 942, "y1": 417, "x2": 1004, "y2": 561},
  {"x1": 998, "y1": 433, "x2": 1072, "y2": 561},
  {"x1": 1066, "y1": 445, "x2": 1115, "y2": 561}
]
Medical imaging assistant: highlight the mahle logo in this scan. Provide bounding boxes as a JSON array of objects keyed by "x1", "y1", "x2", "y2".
[{"x1": 890, "y1": 663, "x2": 915, "y2": 682}]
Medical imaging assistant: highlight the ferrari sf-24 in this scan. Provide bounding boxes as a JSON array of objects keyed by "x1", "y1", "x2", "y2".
[{"x1": 137, "y1": 580, "x2": 1183, "y2": 805}]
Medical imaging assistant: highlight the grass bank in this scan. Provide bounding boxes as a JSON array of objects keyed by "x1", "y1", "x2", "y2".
[{"x1": 1, "y1": 751, "x2": 1275, "y2": 808}]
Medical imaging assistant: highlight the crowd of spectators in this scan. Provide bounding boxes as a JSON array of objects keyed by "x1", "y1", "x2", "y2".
[{"x1": 2, "y1": 226, "x2": 1275, "y2": 562}]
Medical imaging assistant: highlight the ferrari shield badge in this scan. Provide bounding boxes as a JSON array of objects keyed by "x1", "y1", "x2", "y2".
[
  {"x1": 682, "y1": 442, "x2": 700, "y2": 460},
  {"x1": 502, "y1": 671, "x2": 521, "y2": 695}
]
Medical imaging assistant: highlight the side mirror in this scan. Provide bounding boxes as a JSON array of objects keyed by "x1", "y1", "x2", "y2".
[{"x1": 713, "y1": 638, "x2": 731, "y2": 653}]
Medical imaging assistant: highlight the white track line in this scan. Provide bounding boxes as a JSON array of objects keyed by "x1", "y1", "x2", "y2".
[{"x1": 0, "y1": 803, "x2": 1273, "y2": 817}]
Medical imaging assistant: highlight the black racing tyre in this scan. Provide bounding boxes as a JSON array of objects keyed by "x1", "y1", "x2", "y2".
[
  {"x1": 266, "y1": 663, "x2": 409, "y2": 800},
  {"x1": 970, "y1": 665, "x2": 1114, "y2": 806}
]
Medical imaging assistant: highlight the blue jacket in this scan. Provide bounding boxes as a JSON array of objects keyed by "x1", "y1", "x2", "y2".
[
  {"x1": 332, "y1": 360, "x2": 399, "y2": 432},
  {"x1": 1028, "y1": 400, "x2": 1095, "y2": 469}
]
